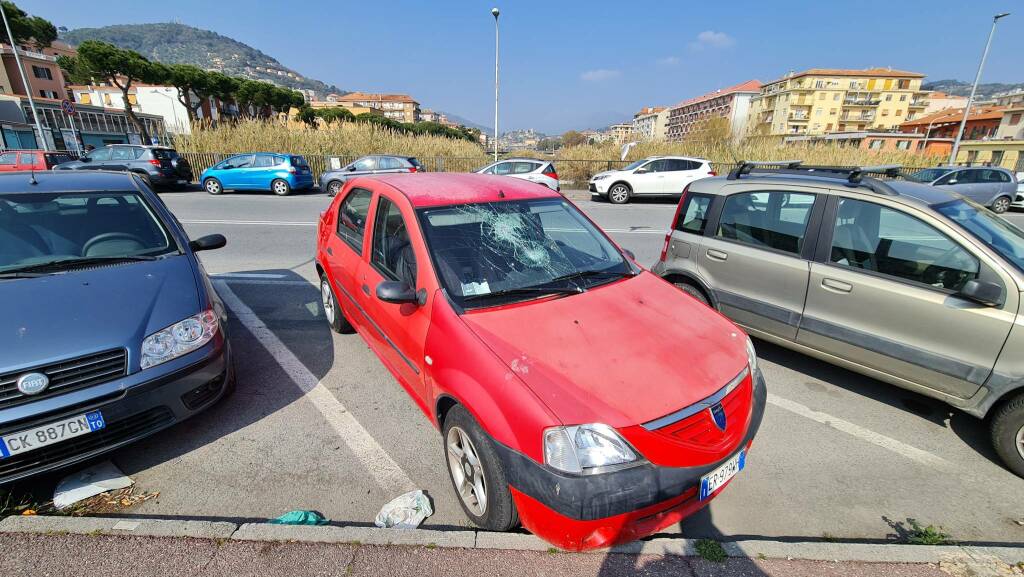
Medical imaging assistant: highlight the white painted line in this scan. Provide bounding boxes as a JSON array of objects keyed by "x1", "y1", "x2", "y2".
[
  {"x1": 215, "y1": 280, "x2": 416, "y2": 494},
  {"x1": 214, "y1": 279, "x2": 313, "y2": 286},
  {"x1": 215, "y1": 273, "x2": 286, "y2": 279},
  {"x1": 181, "y1": 219, "x2": 316, "y2": 226},
  {"x1": 602, "y1": 228, "x2": 665, "y2": 235},
  {"x1": 767, "y1": 393, "x2": 949, "y2": 469}
]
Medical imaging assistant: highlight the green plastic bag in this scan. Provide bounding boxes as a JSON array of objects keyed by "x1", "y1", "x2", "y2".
[{"x1": 268, "y1": 510, "x2": 329, "y2": 526}]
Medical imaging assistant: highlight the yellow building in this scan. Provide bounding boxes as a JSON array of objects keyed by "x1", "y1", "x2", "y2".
[{"x1": 746, "y1": 68, "x2": 929, "y2": 136}]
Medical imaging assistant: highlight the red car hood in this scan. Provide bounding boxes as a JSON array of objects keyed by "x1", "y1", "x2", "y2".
[{"x1": 460, "y1": 272, "x2": 749, "y2": 428}]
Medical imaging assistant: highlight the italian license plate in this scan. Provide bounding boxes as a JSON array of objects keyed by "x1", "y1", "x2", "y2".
[
  {"x1": 699, "y1": 449, "x2": 745, "y2": 500},
  {"x1": 0, "y1": 411, "x2": 105, "y2": 459}
]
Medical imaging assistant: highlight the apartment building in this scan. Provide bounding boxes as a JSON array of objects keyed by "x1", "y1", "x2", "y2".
[
  {"x1": 900, "y1": 106, "x2": 1005, "y2": 140},
  {"x1": 922, "y1": 91, "x2": 968, "y2": 115},
  {"x1": 334, "y1": 92, "x2": 420, "y2": 123},
  {"x1": 609, "y1": 123, "x2": 635, "y2": 145},
  {"x1": 666, "y1": 80, "x2": 761, "y2": 142},
  {"x1": 0, "y1": 44, "x2": 67, "y2": 100},
  {"x1": 632, "y1": 106, "x2": 669, "y2": 140},
  {"x1": 746, "y1": 68, "x2": 928, "y2": 136},
  {"x1": 993, "y1": 89, "x2": 1024, "y2": 109}
]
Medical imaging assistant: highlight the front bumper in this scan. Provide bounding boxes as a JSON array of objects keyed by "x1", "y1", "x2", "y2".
[
  {"x1": 0, "y1": 341, "x2": 232, "y2": 485},
  {"x1": 1011, "y1": 192, "x2": 1024, "y2": 208},
  {"x1": 589, "y1": 179, "x2": 611, "y2": 194},
  {"x1": 497, "y1": 369, "x2": 767, "y2": 550}
]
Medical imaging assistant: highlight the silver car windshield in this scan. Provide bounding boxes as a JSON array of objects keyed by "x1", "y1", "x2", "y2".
[
  {"x1": 622, "y1": 160, "x2": 646, "y2": 171},
  {"x1": 936, "y1": 199, "x2": 1024, "y2": 273}
]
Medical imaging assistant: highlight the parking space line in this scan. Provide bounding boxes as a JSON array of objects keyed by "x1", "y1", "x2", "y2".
[
  {"x1": 767, "y1": 393, "x2": 950, "y2": 469},
  {"x1": 181, "y1": 219, "x2": 317, "y2": 226},
  {"x1": 215, "y1": 280, "x2": 417, "y2": 494}
]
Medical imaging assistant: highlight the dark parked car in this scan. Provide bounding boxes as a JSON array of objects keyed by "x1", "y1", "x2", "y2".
[
  {"x1": 319, "y1": 155, "x2": 423, "y2": 196},
  {"x1": 0, "y1": 170, "x2": 231, "y2": 484},
  {"x1": 55, "y1": 145, "x2": 193, "y2": 190}
]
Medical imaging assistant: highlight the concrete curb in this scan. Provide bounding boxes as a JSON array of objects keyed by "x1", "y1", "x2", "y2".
[{"x1": 2, "y1": 515, "x2": 1022, "y2": 565}]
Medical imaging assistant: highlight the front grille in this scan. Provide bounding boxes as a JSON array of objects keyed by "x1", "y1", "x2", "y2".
[
  {"x1": 0, "y1": 406, "x2": 173, "y2": 481},
  {"x1": 0, "y1": 349, "x2": 128, "y2": 410},
  {"x1": 658, "y1": 377, "x2": 752, "y2": 445}
]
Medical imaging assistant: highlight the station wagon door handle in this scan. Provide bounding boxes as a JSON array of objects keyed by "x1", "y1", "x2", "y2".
[
  {"x1": 706, "y1": 249, "x2": 728, "y2": 262},
  {"x1": 821, "y1": 278, "x2": 853, "y2": 294}
]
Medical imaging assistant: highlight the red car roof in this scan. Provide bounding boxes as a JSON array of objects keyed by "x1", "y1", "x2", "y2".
[{"x1": 354, "y1": 173, "x2": 561, "y2": 208}]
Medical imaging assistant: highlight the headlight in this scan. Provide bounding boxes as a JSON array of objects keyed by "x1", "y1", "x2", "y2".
[
  {"x1": 543, "y1": 423, "x2": 639, "y2": 474},
  {"x1": 591, "y1": 174, "x2": 610, "y2": 181},
  {"x1": 745, "y1": 336, "x2": 758, "y2": 373},
  {"x1": 141, "y1": 310, "x2": 219, "y2": 369}
]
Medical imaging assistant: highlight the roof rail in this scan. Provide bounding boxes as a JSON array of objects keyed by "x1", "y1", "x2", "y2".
[
  {"x1": 847, "y1": 164, "x2": 901, "y2": 183},
  {"x1": 727, "y1": 160, "x2": 803, "y2": 180},
  {"x1": 726, "y1": 161, "x2": 903, "y2": 195}
]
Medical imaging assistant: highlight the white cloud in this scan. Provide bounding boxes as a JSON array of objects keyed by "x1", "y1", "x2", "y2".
[
  {"x1": 689, "y1": 30, "x2": 735, "y2": 51},
  {"x1": 657, "y1": 56, "x2": 680, "y2": 66},
  {"x1": 580, "y1": 69, "x2": 621, "y2": 82}
]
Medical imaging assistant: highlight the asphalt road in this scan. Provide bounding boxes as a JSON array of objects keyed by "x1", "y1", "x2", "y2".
[{"x1": 39, "y1": 188, "x2": 1024, "y2": 545}]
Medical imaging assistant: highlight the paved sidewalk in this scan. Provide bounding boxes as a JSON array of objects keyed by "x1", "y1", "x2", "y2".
[{"x1": 0, "y1": 532, "x2": 956, "y2": 577}]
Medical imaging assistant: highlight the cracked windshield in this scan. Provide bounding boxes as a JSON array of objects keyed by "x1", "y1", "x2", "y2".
[{"x1": 1, "y1": 1, "x2": 1023, "y2": 575}]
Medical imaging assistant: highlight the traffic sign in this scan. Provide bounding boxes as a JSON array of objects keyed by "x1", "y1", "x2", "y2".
[{"x1": 61, "y1": 99, "x2": 76, "y2": 116}]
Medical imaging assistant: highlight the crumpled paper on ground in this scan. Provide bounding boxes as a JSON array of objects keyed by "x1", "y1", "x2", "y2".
[
  {"x1": 374, "y1": 490, "x2": 433, "y2": 529},
  {"x1": 53, "y1": 461, "x2": 133, "y2": 509}
]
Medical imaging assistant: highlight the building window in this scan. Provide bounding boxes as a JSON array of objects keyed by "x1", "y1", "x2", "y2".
[
  {"x1": 991, "y1": 151, "x2": 1004, "y2": 166},
  {"x1": 79, "y1": 93, "x2": 92, "y2": 105},
  {"x1": 881, "y1": 109, "x2": 889, "y2": 116},
  {"x1": 869, "y1": 139, "x2": 883, "y2": 150},
  {"x1": 885, "y1": 94, "x2": 893, "y2": 101},
  {"x1": 899, "y1": 94, "x2": 907, "y2": 101},
  {"x1": 833, "y1": 93, "x2": 840, "y2": 101},
  {"x1": 31, "y1": 65, "x2": 52, "y2": 80},
  {"x1": 1011, "y1": 113, "x2": 1022, "y2": 125},
  {"x1": 967, "y1": 150, "x2": 978, "y2": 164},
  {"x1": 895, "y1": 110, "x2": 903, "y2": 117},
  {"x1": 896, "y1": 140, "x2": 910, "y2": 150}
]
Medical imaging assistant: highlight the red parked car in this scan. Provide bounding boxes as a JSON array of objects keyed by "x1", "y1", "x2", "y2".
[
  {"x1": 315, "y1": 173, "x2": 765, "y2": 550},
  {"x1": 0, "y1": 150, "x2": 75, "y2": 171}
]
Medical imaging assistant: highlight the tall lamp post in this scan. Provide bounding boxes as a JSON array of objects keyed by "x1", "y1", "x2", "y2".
[
  {"x1": 492, "y1": 7, "x2": 500, "y2": 161},
  {"x1": 0, "y1": 2, "x2": 48, "y2": 150},
  {"x1": 948, "y1": 12, "x2": 1009, "y2": 166}
]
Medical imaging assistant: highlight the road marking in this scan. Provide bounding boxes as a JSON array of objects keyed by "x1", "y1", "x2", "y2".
[
  {"x1": 215, "y1": 280, "x2": 416, "y2": 494},
  {"x1": 767, "y1": 393, "x2": 949, "y2": 469},
  {"x1": 181, "y1": 219, "x2": 316, "y2": 226},
  {"x1": 215, "y1": 273, "x2": 286, "y2": 279}
]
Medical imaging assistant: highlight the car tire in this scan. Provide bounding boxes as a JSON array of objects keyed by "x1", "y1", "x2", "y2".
[
  {"x1": 326, "y1": 180, "x2": 343, "y2": 197},
  {"x1": 204, "y1": 178, "x2": 223, "y2": 195},
  {"x1": 991, "y1": 391, "x2": 1024, "y2": 477},
  {"x1": 674, "y1": 281, "x2": 711, "y2": 307},
  {"x1": 442, "y1": 404, "x2": 519, "y2": 532},
  {"x1": 991, "y1": 196, "x2": 1011, "y2": 214},
  {"x1": 272, "y1": 179, "x2": 291, "y2": 196},
  {"x1": 320, "y1": 274, "x2": 354, "y2": 334},
  {"x1": 608, "y1": 183, "x2": 632, "y2": 205}
]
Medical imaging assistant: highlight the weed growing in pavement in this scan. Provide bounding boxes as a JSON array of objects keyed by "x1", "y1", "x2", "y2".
[
  {"x1": 695, "y1": 539, "x2": 727, "y2": 563},
  {"x1": 821, "y1": 532, "x2": 839, "y2": 543},
  {"x1": 547, "y1": 547, "x2": 559, "y2": 554},
  {"x1": 906, "y1": 520, "x2": 953, "y2": 545}
]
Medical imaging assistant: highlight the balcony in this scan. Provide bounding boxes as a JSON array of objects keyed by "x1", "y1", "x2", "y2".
[
  {"x1": 844, "y1": 99, "x2": 881, "y2": 106},
  {"x1": 909, "y1": 100, "x2": 928, "y2": 108},
  {"x1": 840, "y1": 112, "x2": 875, "y2": 121},
  {"x1": 789, "y1": 112, "x2": 809, "y2": 121}
]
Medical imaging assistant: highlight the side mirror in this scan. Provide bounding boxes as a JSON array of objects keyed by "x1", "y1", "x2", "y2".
[
  {"x1": 946, "y1": 179, "x2": 957, "y2": 185},
  {"x1": 348, "y1": 166, "x2": 357, "y2": 172},
  {"x1": 634, "y1": 167, "x2": 648, "y2": 174},
  {"x1": 189, "y1": 234, "x2": 227, "y2": 252},
  {"x1": 622, "y1": 249, "x2": 636, "y2": 260},
  {"x1": 80, "y1": 156, "x2": 92, "y2": 162},
  {"x1": 956, "y1": 279, "x2": 1002, "y2": 307},
  {"x1": 221, "y1": 164, "x2": 234, "y2": 170},
  {"x1": 376, "y1": 280, "x2": 421, "y2": 305}
]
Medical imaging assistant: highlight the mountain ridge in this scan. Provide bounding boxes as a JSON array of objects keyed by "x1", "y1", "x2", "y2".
[{"x1": 922, "y1": 79, "x2": 1023, "y2": 100}]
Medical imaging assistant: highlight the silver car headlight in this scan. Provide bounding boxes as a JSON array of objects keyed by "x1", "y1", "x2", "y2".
[
  {"x1": 745, "y1": 336, "x2": 758, "y2": 373},
  {"x1": 141, "y1": 310, "x2": 219, "y2": 369},
  {"x1": 543, "y1": 423, "x2": 639, "y2": 474}
]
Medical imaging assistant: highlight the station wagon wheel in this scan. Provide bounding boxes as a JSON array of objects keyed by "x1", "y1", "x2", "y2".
[
  {"x1": 204, "y1": 178, "x2": 222, "y2": 195},
  {"x1": 991, "y1": 196, "x2": 1011, "y2": 214},
  {"x1": 272, "y1": 178, "x2": 291, "y2": 196},
  {"x1": 442, "y1": 405, "x2": 518, "y2": 531},
  {"x1": 990, "y1": 391, "x2": 1024, "y2": 477},
  {"x1": 608, "y1": 183, "x2": 631, "y2": 204},
  {"x1": 326, "y1": 180, "x2": 342, "y2": 197}
]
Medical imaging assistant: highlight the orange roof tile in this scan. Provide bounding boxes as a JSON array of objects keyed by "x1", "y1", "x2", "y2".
[
  {"x1": 901, "y1": 106, "x2": 1007, "y2": 127},
  {"x1": 670, "y1": 80, "x2": 762, "y2": 110},
  {"x1": 335, "y1": 92, "x2": 417, "y2": 104}
]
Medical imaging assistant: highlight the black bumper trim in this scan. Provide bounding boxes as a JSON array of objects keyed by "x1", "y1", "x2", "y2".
[{"x1": 492, "y1": 369, "x2": 767, "y2": 521}]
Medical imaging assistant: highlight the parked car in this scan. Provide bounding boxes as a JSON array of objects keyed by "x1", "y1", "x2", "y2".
[
  {"x1": 907, "y1": 166, "x2": 1017, "y2": 213},
  {"x1": 315, "y1": 173, "x2": 764, "y2": 550},
  {"x1": 201, "y1": 153, "x2": 313, "y2": 196},
  {"x1": 1011, "y1": 172, "x2": 1024, "y2": 210},
  {"x1": 0, "y1": 150, "x2": 74, "y2": 171},
  {"x1": 54, "y1": 145, "x2": 193, "y2": 190},
  {"x1": 475, "y1": 158, "x2": 560, "y2": 191},
  {"x1": 652, "y1": 161, "x2": 1024, "y2": 477},
  {"x1": 0, "y1": 170, "x2": 232, "y2": 484},
  {"x1": 589, "y1": 156, "x2": 715, "y2": 204},
  {"x1": 319, "y1": 155, "x2": 423, "y2": 196}
]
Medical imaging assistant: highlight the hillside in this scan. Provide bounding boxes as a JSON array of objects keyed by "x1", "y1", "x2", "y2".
[
  {"x1": 922, "y1": 79, "x2": 1023, "y2": 100},
  {"x1": 61, "y1": 23, "x2": 344, "y2": 97}
]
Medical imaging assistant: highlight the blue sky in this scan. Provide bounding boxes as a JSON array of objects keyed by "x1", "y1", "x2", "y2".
[{"x1": 22, "y1": 0, "x2": 1024, "y2": 134}]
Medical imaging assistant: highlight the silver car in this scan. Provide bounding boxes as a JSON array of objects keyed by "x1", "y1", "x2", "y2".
[
  {"x1": 320, "y1": 155, "x2": 423, "y2": 196},
  {"x1": 652, "y1": 161, "x2": 1024, "y2": 477},
  {"x1": 908, "y1": 166, "x2": 1017, "y2": 213}
]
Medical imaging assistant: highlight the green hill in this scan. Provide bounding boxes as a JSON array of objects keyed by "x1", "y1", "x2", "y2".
[
  {"x1": 61, "y1": 22, "x2": 344, "y2": 98},
  {"x1": 922, "y1": 79, "x2": 1023, "y2": 100}
]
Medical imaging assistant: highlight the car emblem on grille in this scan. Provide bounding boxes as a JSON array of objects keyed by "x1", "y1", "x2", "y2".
[
  {"x1": 16, "y1": 372, "x2": 50, "y2": 396},
  {"x1": 709, "y1": 403, "x2": 727, "y2": 431}
]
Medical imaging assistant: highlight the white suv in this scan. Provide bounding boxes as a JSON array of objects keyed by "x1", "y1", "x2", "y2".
[{"x1": 589, "y1": 156, "x2": 714, "y2": 204}]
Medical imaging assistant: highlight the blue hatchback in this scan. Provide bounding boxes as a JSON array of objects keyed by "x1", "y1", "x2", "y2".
[
  {"x1": 0, "y1": 170, "x2": 232, "y2": 484},
  {"x1": 200, "y1": 153, "x2": 313, "y2": 196}
]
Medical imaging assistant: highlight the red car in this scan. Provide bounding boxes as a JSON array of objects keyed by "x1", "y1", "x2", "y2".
[
  {"x1": 0, "y1": 150, "x2": 75, "y2": 171},
  {"x1": 315, "y1": 173, "x2": 765, "y2": 550}
]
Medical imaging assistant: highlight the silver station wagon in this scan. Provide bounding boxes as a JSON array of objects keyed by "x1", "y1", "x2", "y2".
[{"x1": 652, "y1": 161, "x2": 1024, "y2": 477}]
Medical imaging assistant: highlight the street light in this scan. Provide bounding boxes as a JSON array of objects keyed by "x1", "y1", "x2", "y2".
[
  {"x1": 948, "y1": 12, "x2": 1010, "y2": 165},
  {"x1": 492, "y1": 7, "x2": 500, "y2": 161},
  {"x1": 0, "y1": 2, "x2": 48, "y2": 150}
]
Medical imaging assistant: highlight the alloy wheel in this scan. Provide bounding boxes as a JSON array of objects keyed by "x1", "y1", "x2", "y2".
[
  {"x1": 321, "y1": 279, "x2": 335, "y2": 324},
  {"x1": 273, "y1": 180, "x2": 289, "y2": 195},
  {"x1": 328, "y1": 181, "x2": 341, "y2": 196},
  {"x1": 993, "y1": 197, "x2": 1010, "y2": 213},
  {"x1": 610, "y1": 185, "x2": 629, "y2": 204},
  {"x1": 205, "y1": 180, "x2": 220, "y2": 194},
  {"x1": 446, "y1": 426, "x2": 488, "y2": 516},
  {"x1": 1017, "y1": 423, "x2": 1024, "y2": 461}
]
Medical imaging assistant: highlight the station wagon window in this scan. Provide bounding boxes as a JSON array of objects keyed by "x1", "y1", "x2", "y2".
[
  {"x1": 378, "y1": 157, "x2": 402, "y2": 170},
  {"x1": 934, "y1": 171, "x2": 960, "y2": 185},
  {"x1": 371, "y1": 196, "x2": 417, "y2": 287},
  {"x1": 353, "y1": 157, "x2": 376, "y2": 171},
  {"x1": 336, "y1": 188, "x2": 373, "y2": 253},
  {"x1": 674, "y1": 193, "x2": 713, "y2": 234},
  {"x1": 717, "y1": 191, "x2": 815, "y2": 255},
  {"x1": 830, "y1": 198, "x2": 979, "y2": 291}
]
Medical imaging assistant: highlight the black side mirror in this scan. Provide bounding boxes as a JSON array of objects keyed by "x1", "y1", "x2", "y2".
[
  {"x1": 189, "y1": 234, "x2": 227, "y2": 252},
  {"x1": 80, "y1": 156, "x2": 91, "y2": 162},
  {"x1": 348, "y1": 166, "x2": 357, "y2": 172},
  {"x1": 957, "y1": 279, "x2": 1002, "y2": 307},
  {"x1": 376, "y1": 280, "x2": 421, "y2": 305}
]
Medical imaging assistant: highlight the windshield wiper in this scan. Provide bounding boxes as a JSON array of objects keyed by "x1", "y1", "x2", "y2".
[
  {"x1": 547, "y1": 268, "x2": 636, "y2": 285},
  {"x1": 2, "y1": 255, "x2": 159, "y2": 275},
  {"x1": 463, "y1": 285, "x2": 583, "y2": 302}
]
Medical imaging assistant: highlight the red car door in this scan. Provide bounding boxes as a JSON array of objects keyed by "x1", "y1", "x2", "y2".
[
  {"x1": 323, "y1": 185, "x2": 374, "y2": 330},
  {"x1": 354, "y1": 189, "x2": 434, "y2": 401},
  {"x1": 15, "y1": 152, "x2": 40, "y2": 171}
]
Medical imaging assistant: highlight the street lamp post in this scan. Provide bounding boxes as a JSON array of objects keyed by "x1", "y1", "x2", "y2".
[
  {"x1": 492, "y1": 7, "x2": 500, "y2": 162},
  {"x1": 948, "y1": 12, "x2": 1010, "y2": 166},
  {"x1": 0, "y1": 2, "x2": 48, "y2": 151}
]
